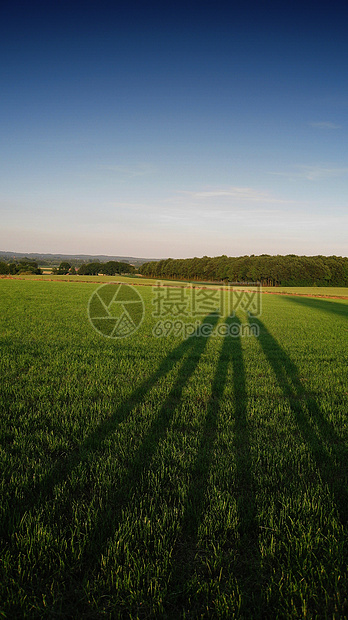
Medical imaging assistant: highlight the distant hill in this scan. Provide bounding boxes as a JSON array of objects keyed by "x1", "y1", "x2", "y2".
[{"x1": 0, "y1": 251, "x2": 161, "y2": 268}]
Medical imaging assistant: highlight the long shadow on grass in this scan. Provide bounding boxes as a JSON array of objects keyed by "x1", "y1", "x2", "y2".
[
  {"x1": 251, "y1": 316, "x2": 348, "y2": 527},
  {"x1": 55, "y1": 314, "x2": 219, "y2": 609},
  {"x1": 281, "y1": 294, "x2": 348, "y2": 320},
  {"x1": 2, "y1": 315, "x2": 220, "y2": 612},
  {"x1": 0, "y1": 315, "x2": 217, "y2": 543},
  {"x1": 164, "y1": 316, "x2": 261, "y2": 618}
]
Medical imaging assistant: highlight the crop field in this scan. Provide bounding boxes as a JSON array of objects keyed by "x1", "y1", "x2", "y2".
[{"x1": 0, "y1": 278, "x2": 347, "y2": 618}]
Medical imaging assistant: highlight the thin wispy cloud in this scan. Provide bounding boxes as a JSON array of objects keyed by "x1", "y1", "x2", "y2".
[
  {"x1": 310, "y1": 121, "x2": 342, "y2": 129},
  {"x1": 302, "y1": 166, "x2": 348, "y2": 180},
  {"x1": 106, "y1": 192, "x2": 286, "y2": 225},
  {"x1": 269, "y1": 165, "x2": 348, "y2": 181},
  {"x1": 177, "y1": 186, "x2": 291, "y2": 203}
]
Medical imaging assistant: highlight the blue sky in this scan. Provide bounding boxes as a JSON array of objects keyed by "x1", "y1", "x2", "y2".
[{"x1": 1, "y1": 1, "x2": 347, "y2": 258}]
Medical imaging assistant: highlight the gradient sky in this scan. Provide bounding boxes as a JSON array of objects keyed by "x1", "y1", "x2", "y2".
[{"x1": 1, "y1": 1, "x2": 347, "y2": 258}]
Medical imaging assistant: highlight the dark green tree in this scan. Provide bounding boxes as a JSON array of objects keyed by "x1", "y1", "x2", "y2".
[{"x1": 57, "y1": 262, "x2": 71, "y2": 275}]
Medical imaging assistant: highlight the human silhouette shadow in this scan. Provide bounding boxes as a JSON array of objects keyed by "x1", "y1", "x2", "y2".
[
  {"x1": 163, "y1": 316, "x2": 261, "y2": 618},
  {"x1": 1, "y1": 315, "x2": 219, "y2": 544},
  {"x1": 72, "y1": 313, "x2": 217, "y2": 547},
  {"x1": 3, "y1": 314, "x2": 218, "y2": 615},
  {"x1": 250, "y1": 316, "x2": 348, "y2": 527},
  {"x1": 54, "y1": 313, "x2": 219, "y2": 612}
]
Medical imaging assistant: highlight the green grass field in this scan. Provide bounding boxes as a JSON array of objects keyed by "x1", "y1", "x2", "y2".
[
  {"x1": 0, "y1": 279, "x2": 347, "y2": 618},
  {"x1": 5, "y1": 274, "x2": 348, "y2": 298}
]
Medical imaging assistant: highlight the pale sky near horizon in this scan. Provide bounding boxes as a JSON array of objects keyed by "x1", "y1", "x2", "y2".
[{"x1": 1, "y1": 1, "x2": 347, "y2": 259}]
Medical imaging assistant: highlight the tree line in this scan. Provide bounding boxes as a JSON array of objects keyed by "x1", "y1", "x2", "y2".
[
  {"x1": 2, "y1": 255, "x2": 347, "y2": 286},
  {"x1": 54, "y1": 261, "x2": 136, "y2": 276},
  {"x1": 0, "y1": 259, "x2": 135, "y2": 276},
  {"x1": 77, "y1": 261, "x2": 136, "y2": 275},
  {"x1": 139, "y1": 254, "x2": 348, "y2": 286},
  {"x1": 0, "y1": 260, "x2": 42, "y2": 275}
]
